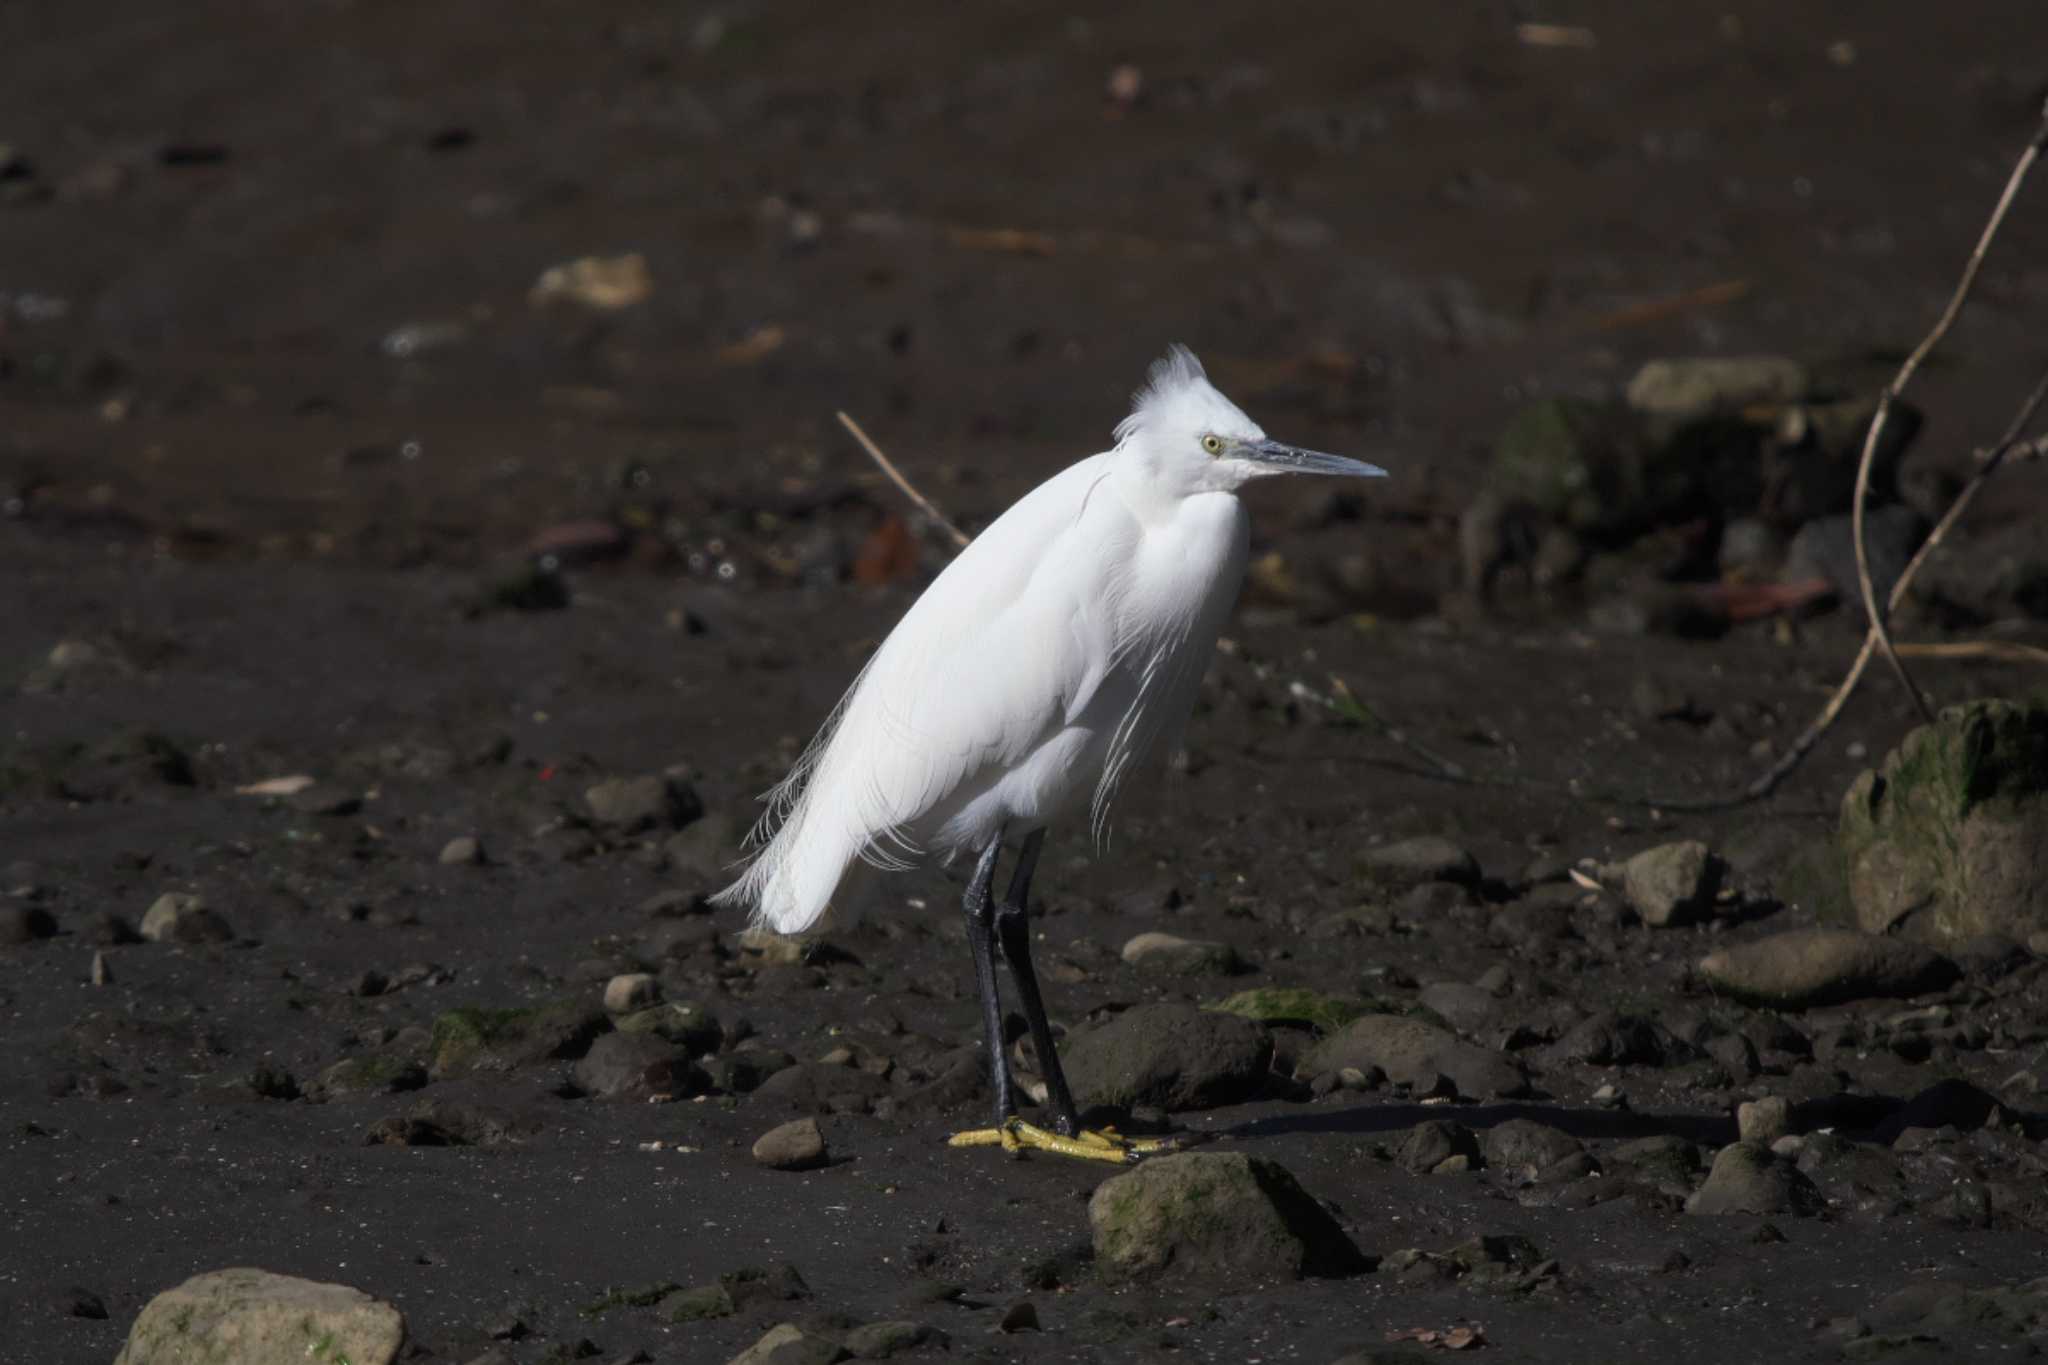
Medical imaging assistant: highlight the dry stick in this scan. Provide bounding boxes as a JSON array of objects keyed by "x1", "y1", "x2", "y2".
[
  {"x1": 1850, "y1": 102, "x2": 2048, "y2": 725},
  {"x1": 836, "y1": 410, "x2": 971, "y2": 549},
  {"x1": 1644, "y1": 360, "x2": 2048, "y2": 813}
]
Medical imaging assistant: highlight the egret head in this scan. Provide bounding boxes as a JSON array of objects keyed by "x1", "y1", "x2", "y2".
[{"x1": 1114, "y1": 345, "x2": 1388, "y2": 494}]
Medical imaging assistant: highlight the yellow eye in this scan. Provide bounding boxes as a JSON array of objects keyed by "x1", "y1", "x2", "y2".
[{"x1": 1201, "y1": 435, "x2": 1224, "y2": 455}]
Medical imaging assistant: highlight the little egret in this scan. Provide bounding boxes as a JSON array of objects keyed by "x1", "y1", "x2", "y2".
[{"x1": 715, "y1": 346, "x2": 1387, "y2": 1160}]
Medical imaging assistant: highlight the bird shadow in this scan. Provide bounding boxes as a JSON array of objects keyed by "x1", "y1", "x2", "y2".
[{"x1": 1215, "y1": 1097, "x2": 1737, "y2": 1148}]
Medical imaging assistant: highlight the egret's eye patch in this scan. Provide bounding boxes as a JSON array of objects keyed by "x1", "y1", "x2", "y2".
[{"x1": 1200, "y1": 434, "x2": 1225, "y2": 455}]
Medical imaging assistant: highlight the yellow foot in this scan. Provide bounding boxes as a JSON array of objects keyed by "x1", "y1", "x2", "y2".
[{"x1": 947, "y1": 1117, "x2": 1189, "y2": 1164}]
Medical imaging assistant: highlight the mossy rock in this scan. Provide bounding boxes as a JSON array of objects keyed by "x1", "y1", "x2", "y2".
[
  {"x1": 429, "y1": 999, "x2": 609, "y2": 1078},
  {"x1": 1490, "y1": 397, "x2": 1646, "y2": 535},
  {"x1": 1839, "y1": 699, "x2": 2048, "y2": 943},
  {"x1": 1209, "y1": 988, "x2": 1370, "y2": 1035},
  {"x1": 1089, "y1": 1151, "x2": 1368, "y2": 1282},
  {"x1": 115, "y1": 1268, "x2": 405, "y2": 1365}
]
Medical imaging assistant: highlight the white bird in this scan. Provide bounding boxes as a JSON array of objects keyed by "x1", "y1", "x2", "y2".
[{"x1": 715, "y1": 346, "x2": 1387, "y2": 1160}]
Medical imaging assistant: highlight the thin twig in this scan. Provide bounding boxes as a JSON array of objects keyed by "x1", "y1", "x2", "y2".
[
  {"x1": 1897, "y1": 640, "x2": 2048, "y2": 667},
  {"x1": 1850, "y1": 101, "x2": 2048, "y2": 724},
  {"x1": 1652, "y1": 360, "x2": 2048, "y2": 812},
  {"x1": 836, "y1": 411, "x2": 971, "y2": 549}
]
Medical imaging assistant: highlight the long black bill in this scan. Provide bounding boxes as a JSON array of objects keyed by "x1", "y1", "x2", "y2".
[{"x1": 1245, "y1": 439, "x2": 1388, "y2": 478}]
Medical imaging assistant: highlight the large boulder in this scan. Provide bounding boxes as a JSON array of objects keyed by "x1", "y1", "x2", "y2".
[
  {"x1": 1839, "y1": 699, "x2": 2048, "y2": 944},
  {"x1": 115, "y1": 1268, "x2": 405, "y2": 1365},
  {"x1": 1089, "y1": 1151, "x2": 1368, "y2": 1281}
]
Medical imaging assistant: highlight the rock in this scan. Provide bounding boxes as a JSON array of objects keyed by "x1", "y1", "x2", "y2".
[
  {"x1": 1737, "y1": 1096, "x2": 1792, "y2": 1144},
  {"x1": 1304, "y1": 1014, "x2": 1529, "y2": 1099},
  {"x1": 286, "y1": 782, "x2": 362, "y2": 817},
  {"x1": 1061, "y1": 1004, "x2": 1272, "y2": 1112},
  {"x1": 139, "y1": 893, "x2": 233, "y2": 945},
  {"x1": 737, "y1": 926, "x2": 809, "y2": 965},
  {"x1": 1089, "y1": 1151, "x2": 1368, "y2": 1281},
  {"x1": 1539, "y1": 1011, "x2": 1690, "y2": 1068},
  {"x1": 710, "y1": 1048, "x2": 796, "y2": 1094},
  {"x1": 603, "y1": 972, "x2": 660, "y2": 1013},
  {"x1": 842, "y1": 1321, "x2": 943, "y2": 1359},
  {"x1": 573, "y1": 1032, "x2": 710, "y2": 1100},
  {"x1": 1357, "y1": 836, "x2": 1480, "y2": 889},
  {"x1": 661, "y1": 812, "x2": 739, "y2": 880},
  {"x1": 1488, "y1": 397, "x2": 1645, "y2": 533},
  {"x1": 57, "y1": 1285, "x2": 108, "y2": 1319},
  {"x1": 438, "y1": 836, "x2": 484, "y2": 865},
  {"x1": 317, "y1": 1055, "x2": 426, "y2": 1098},
  {"x1": 1609, "y1": 840, "x2": 1722, "y2": 926},
  {"x1": 657, "y1": 1283, "x2": 734, "y2": 1323},
  {"x1": 1120, "y1": 932, "x2": 1245, "y2": 976},
  {"x1": 429, "y1": 1000, "x2": 609, "y2": 1077},
  {"x1": 1686, "y1": 1141, "x2": 1823, "y2": 1216},
  {"x1": 1839, "y1": 700, "x2": 2048, "y2": 944},
  {"x1": 997, "y1": 1301, "x2": 1039, "y2": 1332},
  {"x1": 1786, "y1": 506, "x2": 1924, "y2": 608},
  {"x1": 726, "y1": 1322, "x2": 846, "y2": 1365},
  {"x1": 1697, "y1": 929, "x2": 1958, "y2": 1008},
  {"x1": 114, "y1": 1268, "x2": 405, "y2": 1365},
  {"x1": 1625, "y1": 355, "x2": 1807, "y2": 419},
  {"x1": 752, "y1": 1117, "x2": 828, "y2": 1171},
  {"x1": 1481, "y1": 1120, "x2": 1583, "y2": 1180},
  {"x1": 1397, "y1": 1120, "x2": 1481, "y2": 1174},
  {"x1": 1877, "y1": 1078, "x2": 2002, "y2": 1142},
  {"x1": 530, "y1": 252, "x2": 653, "y2": 311},
  {"x1": 1611, "y1": 1134, "x2": 1702, "y2": 1186},
  {"x1": 1414, "y1": 982, "x2": 1498, "y2": 1036},
  {"x1": 1210, "y1": 987, "x2": 1369, "y2": 1034},
  {"x1": 0, "y1": 904, "x2": 58, "y2": 944},
  {"x1": 615, "y1": 1001, "x2": 723, "y2": 1055},
  {"x1": 752, "y1": 1062, "x2": 890, "y2": 1115},
  {"x1": 584, "y1": 772, "x2": 703, "y2": 832},
  {"x1": 1915, "y1": 520, "x2": 2048, "y2": 624}
]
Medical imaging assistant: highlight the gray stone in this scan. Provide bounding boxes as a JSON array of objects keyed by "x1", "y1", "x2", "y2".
[
  {"x1": 114, "y1": 1267, "x2": 405, "y2": 1365},
  {"x1": 0, "y1": 904, "x2": 57, "y2": 944},
  {"x1": 139, "y1": 893, "x2": 233, "y2": 945},
  {"x1": 727, "y1": 1323, "x2": 846, "y2": 1365},
  {"x1": 1697, "y1": 929, "x2": 1957, "y2": 1008},
  {"x1": 1119, "y1": 931, "x2": 1245, "y2": 977},
  {"x1": 584, "y1": 772, "x2": 703, "y2": 832},
  {"x1": 1358, "y1": 836, "x2": 1480, "y2": 889},
  {"x1": 1737, "y1": 1096, "x2": 1792, "y2": 1144},
  {"x1": 572, "y1": 1032, "x2": 709, "y2": 1100},
  {"x1": 1481, "y1": 1119, "x2": 1584, "y2": 1180},
  {"x1": 615, "y1": 1001, "x2": 723, "y2": 1056},
  {"x1": 842, "y1": 1321, "x2": 943, "y2": 1359},
  {"x1": 1625, "y1": 355, "x2": 1807, "y2": 418},
  {"x1": 316, "y1": 1055, "x2": 426, "y2": 1098},
  {"x1": 1089, "y1": 1151, "x2": 1367, "y2": 1281},
  {"x1": 1062, "y1": 1004, "x2": 1272, "y2": 1112},
  {"x1": 1415, "y1": 981, "x2": 1498, "y2": 1036},
  {"x1": 1397, "y1": 1120, "x2": 1480, "y2": 1174},
  {"x1": 1305, "y1": 1014, "x2": 1529, "y2": 1099},
  {"x1": 752, "y1": 1117, "x2": 828, "y2": 1171},
  {"x1": 1840, "y1": 700, "x2": 2048, "y2": 944},
  {"x1": 602, "y1": 972, "x2": 660, "y2": 1013},
  {"x1": 438, "y1": 836, "x2": 484, "y2": 865},
  {"x1": 1538, "y1": 1011, "x2": 1689, "y2": 1068},
  {"x1": 1610, "y1": 840, "x2": 1721, "y2": 927},
  {"x1": 429, "y1": 1001, "x2": 610, "y2": 1078},
  {"x1": 1686, "y1": 1141, "x2": 1822, "y2": 1216}
]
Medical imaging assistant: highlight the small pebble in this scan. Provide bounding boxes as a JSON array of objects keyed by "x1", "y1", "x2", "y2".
[
  {"x1": 439, "y1": 836, "x2": 484, "y2": 866},
  {"x1": 999, "y1": 1300, "x2": 1041, "y2": 1333},
  {"x1": 1737, "y1": 1095, "x2": 1792, "y2": 1144}
]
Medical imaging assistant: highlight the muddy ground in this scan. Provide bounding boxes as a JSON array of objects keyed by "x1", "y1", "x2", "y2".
[{"x1": 6, "y1": 2, "x2": 2048, "y2": 1362}]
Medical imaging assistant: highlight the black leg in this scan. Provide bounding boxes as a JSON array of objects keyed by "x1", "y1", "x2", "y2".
[
  {"x1": 961, "y1": 834, "x2": 1012, "y2": 1127},
  {"x1": 993, "y1": 829, "x2": 1082, "y2": 1137}
]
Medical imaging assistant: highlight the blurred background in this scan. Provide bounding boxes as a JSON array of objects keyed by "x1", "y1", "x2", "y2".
[{"x1": 4, "y1": 0, "x2": 2045, "y2": 618}]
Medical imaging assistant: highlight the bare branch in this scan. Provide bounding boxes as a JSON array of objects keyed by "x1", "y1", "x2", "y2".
[
  {"x1": 1850, "y1": 101, "x2": 2048, "y2": 724},
  {"x1": 835, "y1": 411, "x2": 971, "y2": 550}
]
